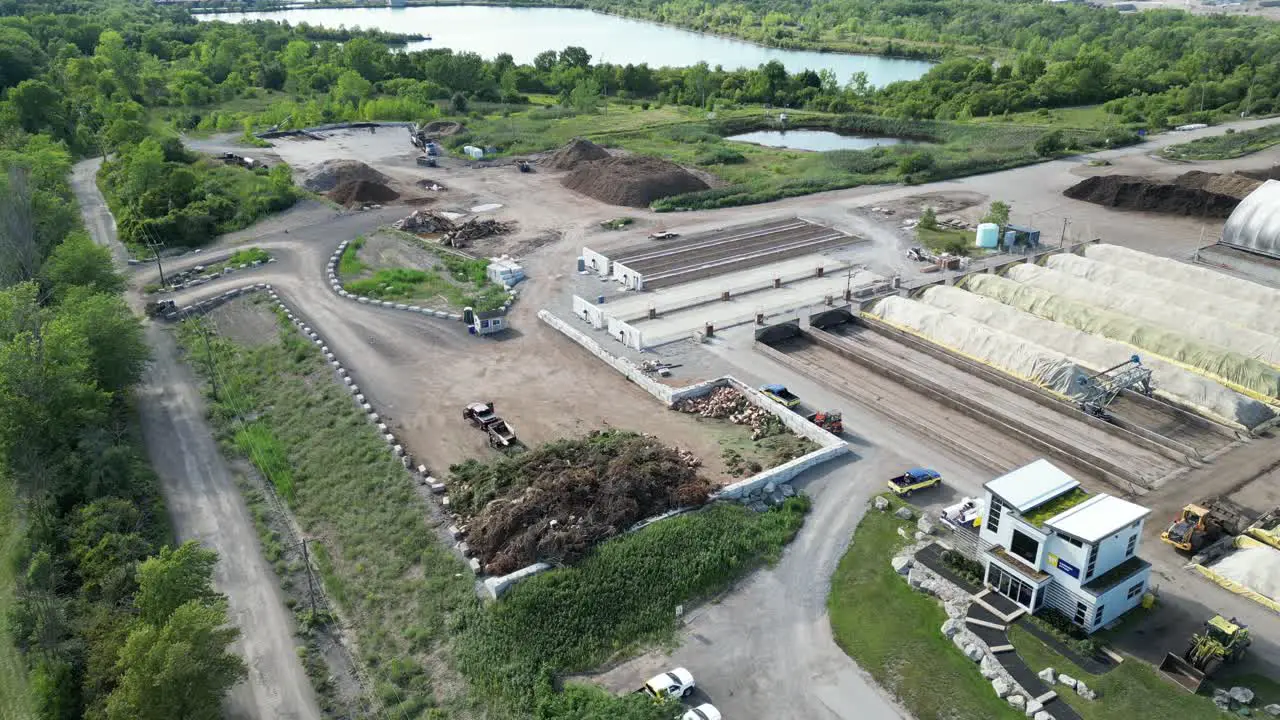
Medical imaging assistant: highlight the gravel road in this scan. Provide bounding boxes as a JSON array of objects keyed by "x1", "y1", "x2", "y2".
[{"x1": 71, "y1": 159, "x2": 322, "y2": 720}]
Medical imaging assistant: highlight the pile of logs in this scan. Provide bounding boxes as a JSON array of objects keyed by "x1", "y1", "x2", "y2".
[
  {"x1": 394, "y1": 210, "x2": 516, "y2": 248},
  {"x1": 676, "y1": 387, "x2": 775, "y2": 440}
]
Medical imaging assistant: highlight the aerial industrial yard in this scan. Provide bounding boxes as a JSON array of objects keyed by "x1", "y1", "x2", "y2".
[{"x1": 92, "y1": 119, "x2": 1280, "y2": 720}]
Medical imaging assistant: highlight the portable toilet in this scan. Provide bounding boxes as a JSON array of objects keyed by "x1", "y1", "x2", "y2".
[
  {"x1": 975, "y1": 223, "x2": 1000, "y2": 249},
  {"x1": 463, "y1": 145, "x2": 484, "y2": 160}
]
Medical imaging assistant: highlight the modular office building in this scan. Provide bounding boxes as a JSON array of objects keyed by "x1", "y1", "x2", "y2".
[{"x1": 979, "y1": 459, "x2": 1152, "y2": 633}]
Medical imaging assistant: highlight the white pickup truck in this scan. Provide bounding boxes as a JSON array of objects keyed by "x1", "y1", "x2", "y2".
[
  {"x1": 639, "y1": 667, "x2": 695, "y2": 700},
  {"x1": 682, "y1": 704, "x2": 722, "y2": 720}
]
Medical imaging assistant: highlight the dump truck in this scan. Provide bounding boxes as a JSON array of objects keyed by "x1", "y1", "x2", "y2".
[
  {"x1": 1160, "y1": 498, "x2": 1253, "y2": 553},
  {"x1": 486, "y1": 419, "x2": 517, "y2": 449},
  {"x1": 806, "y1": 410, "x2": 843, "y2": 434},
  {"x1": 1158, "y1": 615, "x2": 1251, "y2": 692},
  {"x1": 888, "y1": 468, "x2": 942, "y2": 497},
  {"x1": 759, "y1": 383, "x2": 801, "y2": 408}
]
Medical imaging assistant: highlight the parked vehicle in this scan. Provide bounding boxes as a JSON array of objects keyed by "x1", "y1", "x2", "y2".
[
  {"x1": 888, "y1": 468, "x2": 942, "y2": 496},
  {"x1": 416, "y1": 156, "x2": 437, "y2": 167},
  {"x1": 649, "y1": 230, "x2": 680, "y2": 240},
  {"x1": 638, "y1": 668, "x2": 695, "y2": 700},
  {"x1": 1159, "y1": 615, "x2": 1251, "y2": 692},
  {"x1": 759, "y1": 383, "x2": 801, "y2": 408},
  {"x1": 486, "y1": 419, "x2": 517, "y2": 449},
  {"x1": 682, "y1": 704, "x2": 721, "y2": 720},
  {"x1": 463, "y1": 402, "x2": 498, "y2": 428},
  {"x1": 806, "y1": 410, "x2": 842, "y2": 434},
  {"x1": 941, "y1": 496, "x2": 985, "y2": 529}
]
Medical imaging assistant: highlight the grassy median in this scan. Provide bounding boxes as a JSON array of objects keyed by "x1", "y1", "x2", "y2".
[{"x1": 828, "y1": 499, "x2": 1022, "y2": 720}]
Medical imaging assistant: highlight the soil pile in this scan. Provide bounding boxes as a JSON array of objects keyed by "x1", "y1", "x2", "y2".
[
  {"x1": 1239, "y1": 165, "x2": 1280, "y2": 183},
  {"x1": 545, "y1": 137, "x2": 610, "y2": 170},
  {"x1": 562, "y1": 155, "x2": 709, "y2": 207},
  {"x1": 1063, "y1": 171, "x2": 1258, "y2": 217},
  {"x1": 328, "y1": 180, "x2": 399, "y2": 206},
  {"x1": 418, "y1": 120, "x2": 465, "y2": 137},
  {"x1": 303, "y1": 160, "x2": 390, "y2": 192},
  {"x1": 449, "y1": 430, "x2": 711, "y2": 575}
]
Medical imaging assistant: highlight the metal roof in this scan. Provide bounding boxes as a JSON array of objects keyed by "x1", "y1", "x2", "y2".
[
  {"x1": 1222, "y1": 179, "x2": 1280, "y2": 260},
  {"x1": 1046, "y1": 494, "x2": 1150, "y2": 543},
  {"x1": 984, "y1": 459, "x2": 1079, "y2": 512}
]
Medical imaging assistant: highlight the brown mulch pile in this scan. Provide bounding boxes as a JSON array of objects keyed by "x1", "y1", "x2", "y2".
[
  {"x1": 545, "y1": 137, "x2": 610, "y2": 170},
  {"x1": 328, "y1": 180, "x2": 400, "y2": 206},
  {"x1": 561, "y1": 154, "x2": 709, "y2": 207},
  {"x1": 449, "y1": 430, "x2": 710, "y2": 575},
  {"x1": 1063, "y1": 171, "x2": 1260, "y2": 217},
  {"x1": 303, "y1": 159, "x2": 390, "y2": 192}
]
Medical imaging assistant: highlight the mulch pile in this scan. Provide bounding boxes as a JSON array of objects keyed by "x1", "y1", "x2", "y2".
[
  {"x1": 1063, "y1": 171, "x2": 1261, "y2": 218},
  {"x1": 328, "y1": 180, "x2": 399, "y2": 206},
  {"x1": 561, "y1": 154, "x2": 709, "y2": 208},
  {"x1": 675, "y1": 386, "x2": 779, "y2": 441},
  {"x1": 302, "y1": 159, "x2": 390, "y2": 192},
  {"x1": 545, "y1": 137, "x2": 610, "y2": 170},
  {"x1": 451, "y1": 430, "x2": 711, "y2": 575}
]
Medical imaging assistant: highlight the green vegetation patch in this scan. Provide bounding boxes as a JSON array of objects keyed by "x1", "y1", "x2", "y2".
[
  {"x1": 1024, "y1": 487, "x2": 1090, "y2": 527},
  {"x1": 338, "y1": 235, "x2": 507, "y2": 311},
  {"x1": 1007, "y1": 624, "x2": 1235, "y2": 720},
  {"x1": 829, "y1": 497, "x2": 1022, "y2": 720},
  {"x1": 0, "y1": 481, "x2": 34, "y2": 720},
  {"x1": 1160, "y1": 124, "x2": 1280, "y2": 161},
  {"x1": 916, "y1": 227, "x2": 972, "y2": 256}
]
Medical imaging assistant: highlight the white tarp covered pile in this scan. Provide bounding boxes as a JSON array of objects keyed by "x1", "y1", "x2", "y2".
[
  {"x1": 1044, "y1": 253, "x2": 1280, "y2": 338},
  {"x1": 1005, "y1": 263, "x2": 1280, "y2": 368},
  {"x1": 918, "y1": 286, "x2": 1275, "y2": 430},
  {"x1": 867, "y1": 296, "x2": 1092, "y2": 395},
  {"x1": 961, "y1": 273, "x2": 1280, "y2": 404},
  {"x1": 1085, "y1": 243, "x2": 1280, "y2": 307}
]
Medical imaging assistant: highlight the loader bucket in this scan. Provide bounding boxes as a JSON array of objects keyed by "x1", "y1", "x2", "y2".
[{"x1": 1158, "y1": 652, "x2": 1206, "y2": 692}]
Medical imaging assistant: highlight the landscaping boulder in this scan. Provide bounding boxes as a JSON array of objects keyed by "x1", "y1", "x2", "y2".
[
  {"x1": 1025, "y1": 699, "x2": 1044, "y2": 717},
  {"x1": 963, "y1": 644, "x2": 984, "y2": 662},
  {"x1": 1231, "y1": 687, "x2": 1256, "y2": 705},
  {"x1": 917, "y1": 515, "x2": 935, "y2": 535},
  {"x1": 1262, "y1": 703, "x2": 1280, "y2": 716},
  {"x1": 898, "y1": 526, "x2": 911, "y2": 539},
  {"x1": 945, "y1": 600, "x2": 969, "y2": 619},
  {"x1": 952, "y1": 631, "x2": 975, "y2": 653},
  {"x1": 1215, "y1": 689, "x2": 1233, "y2": 711},
  {"x1": 1033, "y1": 712, "x2": 1054, "y2": 720},
  {"x1": 1038, "y1": 667, "x2": 1056, "y2": 685},
  {"x1": 942, "y1": 619, "x2": 963, "y2": 639},
  {"x1": 1008, "y1": 695, "x2": 1025, "y2": 710},
  {"x1": 1075, "y1": 681, "x2": 1097, "y2": 700},
  {"x1": 914, "y1": 531, "x2": 927, "y2": 541},
  {"x1": 1057, "y1": 673, "x2": 1077, "y2": 691},
  {"x1": 892, "y1": 556, "x2": 914, "y2": 575},
  {"x1": 894, "y1": 506, "x2": 914, "y2": 520},
  {"x1": 992, "y1": 678, "x2": 1012, "y2": 698},
  {"x1": 874, "y1": 496, "x2": 889, "y2": 511},
  {"x1": 980, "y1": 653, "x2": 1003, "y2": 679}
]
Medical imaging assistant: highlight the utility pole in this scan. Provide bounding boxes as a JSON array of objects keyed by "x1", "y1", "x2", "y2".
[
  {"x1": 845, "y1": 265, "x2": 854, "y2": 301},
  {"x1": 1060, "y1": 217, "x2": 1069, "y2": 246},
  {"x1": 300, "y1": 538, "x2": 317, "y2": 616},
  {"x1": 192, "y1": 317, "x2": 220, "y2": 401},
  {"x1": 145, "y1": 237, "x2": 167, "y2": 288}
]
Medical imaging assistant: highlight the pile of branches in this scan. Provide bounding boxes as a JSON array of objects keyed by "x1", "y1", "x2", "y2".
[
  {"x1": 394, "y1": 210, "x2": 515, "y2": 247},
  {"x1": 449, "y1": 430, "x2": 711, "y2": 575},
  {"x1": 676, "y1": 386, "x2": 782, "y2": 440}
]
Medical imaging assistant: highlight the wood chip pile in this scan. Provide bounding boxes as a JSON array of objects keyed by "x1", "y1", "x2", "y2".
[{"x1": 676, "y1": 386, "x2": 778, "y2": 440}]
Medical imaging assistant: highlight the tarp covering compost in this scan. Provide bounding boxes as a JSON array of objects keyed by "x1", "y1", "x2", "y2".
[
  {"x1": 919, "y1": 286, "x2": 1274, "y2": 430},
  {"x1": 1085, "y1": 243, "x2": 1280, "y2": 307},
  {"x1": 1044, "y1": 253, "x2": 1280, "y2": 338},
  {"x1": 867, "y1": 295, "x2": 1092, "y2": 394},
  {"x1": 960, "y1": 273, "x2": 1280, "y2": 404},
  {"x1": 1005, "y1": 263, "x2": 1280, "y2": 368}
]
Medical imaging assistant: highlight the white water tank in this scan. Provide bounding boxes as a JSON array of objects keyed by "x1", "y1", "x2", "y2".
[{"x1": 975, "y1": 223, "x2": 1000, "y2": 249}]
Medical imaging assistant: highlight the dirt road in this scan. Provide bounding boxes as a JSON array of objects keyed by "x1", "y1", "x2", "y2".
[{"x1": 71, "y1": 159, "x2": 322, "y2": 720}]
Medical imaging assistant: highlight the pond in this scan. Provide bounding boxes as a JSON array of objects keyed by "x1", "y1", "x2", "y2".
[
  {"x1": 725, "y1": 129, "x2": 913, "y2": 151},
  {"x1": 198, "y1": 6, "x2": 933, "y2": 86}
]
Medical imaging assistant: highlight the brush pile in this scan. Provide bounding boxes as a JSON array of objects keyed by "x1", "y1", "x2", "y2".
[
  {"x1": 394, "y1": 210, "x2": 515, "y2": 246},
  {"x1": 448, "y1": 430, "x2": 712, "y2": 575},
  {"x1": 676, "y1": 386, "x2": 778, "y2": 440}
]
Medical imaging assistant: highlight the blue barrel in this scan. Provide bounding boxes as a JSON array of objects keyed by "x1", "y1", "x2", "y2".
[
  {"x1": 577, "y1": 256, "x2": 586, "y2": 272},
  {"x1": 597, "y1": 295, "x2": 606, "y2": 304}
]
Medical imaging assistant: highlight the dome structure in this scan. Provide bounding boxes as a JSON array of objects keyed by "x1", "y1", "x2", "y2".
[{"x1": 1222, "y1": 179, "x2": 1280, "y2": 258}]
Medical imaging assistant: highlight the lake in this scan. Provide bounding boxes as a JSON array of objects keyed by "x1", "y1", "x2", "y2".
[
  {"x1": 726, "y1": 129, "x2": 912, "y2": 151},
  {"x1": 198, "y1": 6, "x2": 933, "y2": 86}
]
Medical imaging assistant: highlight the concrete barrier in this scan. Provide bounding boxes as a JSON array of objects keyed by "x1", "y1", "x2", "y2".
[
  {"x1": 538, "y1": 310, "x2": 673, "y2": 403},
  {"x1": 483, "y1": 562, "x2": 553, "y2": 600}
]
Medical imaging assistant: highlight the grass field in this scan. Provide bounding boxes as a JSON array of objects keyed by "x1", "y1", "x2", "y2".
[
  {"x1": 1006, "y1": 624, "x2": 1272, "y2": 719},
  {"x1": 181, "y1": 296, "x2": 812, "y2": 718},
  {"x1": 916, "y1": 227, "x2": 973, "y2": 255},
  {"x1": 828, "y1": 496, "x2": 1023, "y2": 720},
  {"x1": 338, "y1": 234, "x2": 508, "y2": 311},
  {"x1": 0, "y1": 480, "x2": 34, "y2": 720},
  {"x1": 1160, "y1": 123, "x2": 1280, "y2": 161}
]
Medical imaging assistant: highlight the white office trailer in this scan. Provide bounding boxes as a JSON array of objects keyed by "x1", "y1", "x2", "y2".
[{"x1": 979, "y1": 459, "x2": 1152, "y2": 633}]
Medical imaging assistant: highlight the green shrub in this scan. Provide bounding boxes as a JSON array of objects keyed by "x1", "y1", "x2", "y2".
[{"x1": 694, "y1": 146, "x2": 746, "y2": 165}]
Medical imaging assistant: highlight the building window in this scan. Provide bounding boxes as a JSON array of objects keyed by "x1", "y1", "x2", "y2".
[
  {"x1": 1127, "y1": 581, "x2": 1145, "y2": 600},
  {"x1": 1062, "y1": 536, "x2": 1083, "y2": 548},
  {"x1": 1073, "y1": 601, "x2": 1088, "y2": 626},
  {"x1": 1125, "y1": 534, "x2": 1138, "y2": 557},
  {"x1": 987, "y1": 498, "x2": 1003, "y2": 534},
  {"x1": 1086, "y1": 543, "x2": 1099, "y2": 579},
  {"x1": 1011, "y1": 529, "x2": 1040, "y2": 566},
  {"x1": 1094, "y1": 605, "x2": 1106, "y2": 626}
]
